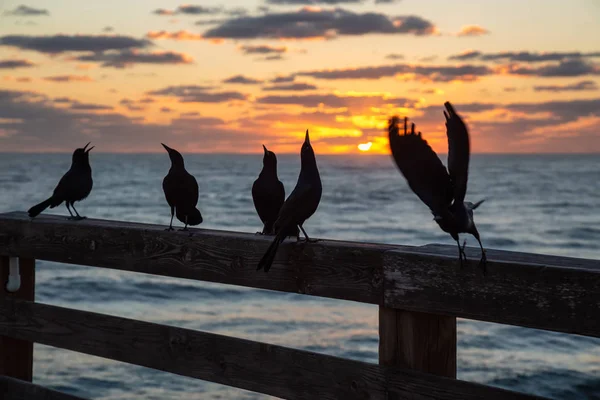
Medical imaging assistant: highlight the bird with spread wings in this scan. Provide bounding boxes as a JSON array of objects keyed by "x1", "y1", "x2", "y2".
[{"x1": 388, "y1": 101, "x2": 487, "y2": 273}]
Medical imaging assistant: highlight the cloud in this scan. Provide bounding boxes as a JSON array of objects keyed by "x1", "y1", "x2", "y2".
[
  {"x1": 501, "y1": 59, "x2": 600, "y2": 77},
  {"x1": 0, "y1": 34, "x2": 150, "y2": 54},
  {"x1": 153, "y1": 5, "x2": 222, "y2": 16},
  {"x1": 0, "y1": 89, "x2": 259, "y2": 152},
  {"x1": 70, "y1": 102, "x2": 112, "y2": 111},
  {"x1": 256, "y1": 92, "x2": 413, "y2": 109},
  {"x1": 262, "y1": 54, "x2": 284, "y2": 61},
  {"x1": 239, "y1": 44, "x2": 287, "y2": 55},
  {"x1": 43, "y1": 75, "x2": 94, "y2": 83},
  {"x1": 223, "y1": 75, "x2": 263, "y2": 84},
  {"x1": 202, "y1": 8, "x2": 436, "y2": 40},
  {"x1": 449, "y1": 50, "x2": 600, "y2": 62},
  {"x1": 148, "y1": 85, "x2": 248, "y2": 103},
  {"x1": 73, "y1": 50, "x2": 193, "y2": 68},
  {"x1": 419, "y1": 55, "x2": 437, "y2": 62},
  {"x1": 272, "y1": 75, "x2": 296, "y2": 83},
  {"x1": 266, "y1": 0, "x2": 362, "y2": 4},
  {"x1": 146, "y1": 30, "x2": 204, "y2": 40},
  {"x1": 296, "y1": 63, "x2": 492, "y2": 81},
  {"x1": 385, "y1": 53, "x2": 404, "y2": 60},
  {"x1": 3, "y1": 88, "x2": 600, "y2": 153},
  {"x1": 533, "y1": 80, "x2": 599, "y2": 92},
  {"x1": 119, "y1": 98, "x2": 154, "y2": 111},
  {"x1": 0, "y1": 59, "x2": 35, "y2": 69},
  {"x1": 263, "y1": 82, "x2": 318, "y2": 91},
  {"x1": 103, "y1": 26, "x2": 114, "y2": 33},
  {"x1": 53, "y1": 97, "x2": 75, "y2": 103},
  {"x1": 456, "y1": 25, "x2": 490, "y2": 37},
  {"x1": 2, "y1": 76, "x2": 33, "y2": 83},
  {"x1": 3, "y1": 5, "x2": 49, "y2": 16}
]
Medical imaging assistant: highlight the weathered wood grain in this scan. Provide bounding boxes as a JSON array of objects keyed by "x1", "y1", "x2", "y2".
[
  {"x1": 1, "y1": 212, "x2": 599, "y2": 337},
  {"x1": 0, "y1": 376, "x2": 88, "y2": 400},
  {"x1": 384, "y1": 247, "x2": 600, "y2": 338},
  {"x1": 0, "y1": 212, "x2": 393, "y2": 305},
  {"x1": 0, "y1": 256, "x2": 35, "y2": 381},
  {"x1": 379, "y1": 307, "x2": 456, "y2": 378},
  {"x1": 0, "y1": 298, "x2": 546, "y2": 400}
]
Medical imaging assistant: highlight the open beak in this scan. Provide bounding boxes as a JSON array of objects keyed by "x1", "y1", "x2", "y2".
[
  {"x1": 262, "y1": 144, "x2": 267, "y2": 154},
  {"x1": 83, "y1": 142, "x2": 94, "y2": 153},
  {"x1": 304, "y1": 129, "x2": 310, "y2": 144}
]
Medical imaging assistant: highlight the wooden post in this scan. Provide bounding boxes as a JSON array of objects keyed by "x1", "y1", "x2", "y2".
[
  {"x1": 379, "y1": 307, "x2": 456, "y2": 378},
  {"x1": 0, "y1": 256, "x2": 35, "y2": 381}
]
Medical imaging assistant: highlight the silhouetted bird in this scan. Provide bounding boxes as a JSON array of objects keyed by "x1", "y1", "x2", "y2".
[
  {"x1": 257, "y1": 130, "x2": 322, "y2": 272},
  {"x1": 161, "y1": 143, "x2": 203, "y2": 231},
  {"x1": 252, "y1": 145, "x2": 285, "y2": 235},
  {"x1": 388, "y1": 102, "x2": 487, "y2": 272},
  {"x1": 28, "y1": 142, "x2": 94, "y2": 220}
]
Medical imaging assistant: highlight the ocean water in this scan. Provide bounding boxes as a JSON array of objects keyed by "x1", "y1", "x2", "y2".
[{"x1": 0, "y1": 153, "x2": 599, "y2": 400}]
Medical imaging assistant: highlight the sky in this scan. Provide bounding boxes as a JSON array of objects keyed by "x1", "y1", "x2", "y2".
[{"x1": 1, "y1": 0, "x2": 599, "y2": 154}]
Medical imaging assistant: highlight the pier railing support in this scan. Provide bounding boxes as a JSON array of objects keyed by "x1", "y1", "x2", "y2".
[
  {"x1": 0, "y1": 256, "x2": 35, "y2": 381},
  {"x1": 379, "y1": 307, "x2": 457, "y2": 378}
]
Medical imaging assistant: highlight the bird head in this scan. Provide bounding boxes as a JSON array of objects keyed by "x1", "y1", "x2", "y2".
[
  {"x1": 72, "y1": 142, "x2": 94, "y2": 164},
  {"x1": 161, "y1": 143, "x2": 185, "y2": 167},
  {"x1": 300, "y1": 129, "x2": 316, "y2": 166},
  {"x1": 262, "y1": 144, "x2": 277, "y2": 169},
  {"x1": 466, "y1": 199, "x2": 485, "y2": 211},
  {"x1": 465, "y1": 199, "x2": 485, "y2": 234}
]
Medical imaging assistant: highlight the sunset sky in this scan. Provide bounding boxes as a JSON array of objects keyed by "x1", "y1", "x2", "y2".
[{"x1": 1, "y1": 0, "x2": 599, "y2": 154}]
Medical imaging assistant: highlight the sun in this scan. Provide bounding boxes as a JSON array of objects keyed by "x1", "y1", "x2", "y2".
[{"x1": 357, "y1": 142, "x2": 372, "y2": 152}]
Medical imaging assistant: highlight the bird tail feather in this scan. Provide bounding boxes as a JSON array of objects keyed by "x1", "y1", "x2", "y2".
[
  {"x1": 257, "y1": 232, "x2": 285, "y2": 272},
  {"x1": 177, "y1": 208, "x2": 203, "y2": 226},
  {"x1": 28, "y1": 197, "x2": 53, "y2": 218}
]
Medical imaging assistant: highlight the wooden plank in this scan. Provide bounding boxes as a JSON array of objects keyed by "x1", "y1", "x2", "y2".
[
  {"x1": 0, "y1": 212, "x2": 393, "y2": 305},
  {"x1": 379, "y1": 307, "x2": 456, "y2": 378},
  {"x1": 0, "y1": 298, "x2": 546, "y2": 400},
  {"x1": 0, "y1": 376, "x2": 88, "y2": 400},
  {"x1": 0, "y1": 256, "x2": 35, "y2": 381},
  {"x1": 1, "y1": 212, "x2": 600, "y2": 337},
  {"x1": 383, "y1": 247, "x2": 600, "y2": 338}
]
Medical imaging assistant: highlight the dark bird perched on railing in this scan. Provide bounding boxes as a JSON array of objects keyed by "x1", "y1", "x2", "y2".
[
  {"x1": 28, "y1": 142, "x2": 94, "y2": 220},
  {"x1": 161, "y1": 143, "x2": 203, "y2": 231},
  {"x1": 257, "y1": 130, "x2": 322, "y2": 272},
  {"x1": 252, "y1": 145, "x2": 285, "y2": 235},
  {"x1": 388, "y1": 102, "x2": 487, "y2": 272}
]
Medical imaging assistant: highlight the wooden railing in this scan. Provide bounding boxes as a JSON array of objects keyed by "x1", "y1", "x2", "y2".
[{"x1": 0, "y1": 211, "x2": 597, "y2": 399}]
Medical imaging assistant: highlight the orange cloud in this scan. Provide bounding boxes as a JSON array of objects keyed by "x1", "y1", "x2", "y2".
[
  {"x1": 76, "y1": 64, "x2": 95, "y2": 70},
  {"x1": 456, "y1": 25, "x2": 490, "y2": 37}
]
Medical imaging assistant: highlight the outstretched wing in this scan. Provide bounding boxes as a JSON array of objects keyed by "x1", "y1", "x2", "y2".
[
  {"x1": 388, "y1": 116, "x2": 453, "y2": 215},
  {"x1": 444, "y1": 101, "x2": 470, "y2": 204}
]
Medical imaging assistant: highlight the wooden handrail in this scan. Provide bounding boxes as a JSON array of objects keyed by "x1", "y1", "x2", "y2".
[
  {"x1": 0, "y1": 376, "x2": 87, "y2": 400},
  {"x1": 0, "y1": 298, "x2": 545, "y2": 400},
  {"x1": 0, "y1": 212, "x2": 598, "y2": 337}
]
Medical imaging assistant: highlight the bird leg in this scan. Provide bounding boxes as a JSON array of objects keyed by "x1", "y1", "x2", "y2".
[
  {"x1": 299, "y1": 225, "x2": 319, "y2": 243},
  {"x1": 475, "y1": 236, "x2": 487, "y2": 275},
  {"x1": 178, "y1": 215, "x2": 189, "y2": 231},
  {"x1": 69, "y1": 203, "x2": 86, "y2": 220},
  {"x1": 456, "y1": 239, "x2": 467, "y2": 269},
  {"x1": 65, "y1": 203, "x2": 75, "y2": 219},
  {"x1": 165, "y1": 209, "x2": 175, "y2": 231}
]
